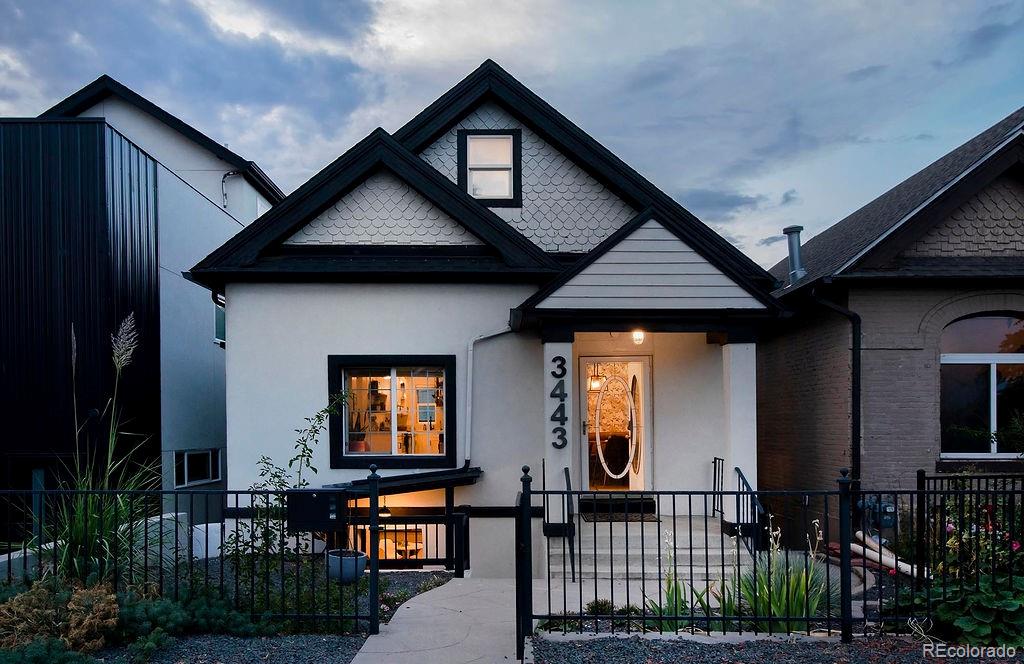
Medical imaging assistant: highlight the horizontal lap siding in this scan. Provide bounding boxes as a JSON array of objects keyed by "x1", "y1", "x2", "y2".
[{"x1": 537, "y1": 220, "x2": 764, "y2": 309}]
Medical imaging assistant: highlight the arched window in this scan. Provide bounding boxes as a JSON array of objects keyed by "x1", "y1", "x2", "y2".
[{"x1": 940, "y1": 314, "x2": 1024, "y2": 456}]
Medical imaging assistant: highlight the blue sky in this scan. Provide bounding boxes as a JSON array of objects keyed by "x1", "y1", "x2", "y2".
[{"x1": 2, "y1": 0, "x2": 1022, "y2": 267}]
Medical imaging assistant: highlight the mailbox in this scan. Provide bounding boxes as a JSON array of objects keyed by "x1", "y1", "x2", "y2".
[{"x1": 285, "y1": 490, "x2": 348, "y2": 531}]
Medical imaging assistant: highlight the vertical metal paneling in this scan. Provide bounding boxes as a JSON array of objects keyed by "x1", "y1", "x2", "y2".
[{"x1": 0, "y1": 120, "x2": 159, "y2": 488}]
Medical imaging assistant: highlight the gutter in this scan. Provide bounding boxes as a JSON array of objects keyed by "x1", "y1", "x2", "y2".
[{"x1": 810, "y1": 284, "x2": 862, "y2": 489}]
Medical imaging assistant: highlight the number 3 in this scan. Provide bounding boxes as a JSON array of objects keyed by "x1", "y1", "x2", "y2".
[
  {"x1": 550, "y1": 355, "x2": 566, "y2": 378},
  {"x1": 551, "y1": 427, "x2": 567, "y2": 449}
]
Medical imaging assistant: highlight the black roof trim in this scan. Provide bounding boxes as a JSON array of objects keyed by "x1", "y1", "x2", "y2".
[
  {"x1": 770, "y1": 106, "x2": 1024, "y2": 296},
  {"x1": 188, "y1": 128, "x2": 559, "y2": 289},
  {"x1": 515, "y1": 207, "x2": 784, "y2": 314},
  {"x1": 41, "y1": 74, "x2": 284, "y2": 204},
  {"x1": 394, "y1": 60, "x2": 777, "y2": 291}
]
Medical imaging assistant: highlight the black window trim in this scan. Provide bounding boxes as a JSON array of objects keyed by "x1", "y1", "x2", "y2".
[
  {"x1": 328, "y1": 354, "x2": 458, "y2": 469},
  {"x1": 457, "y1": 129, "x2": 522, "y2": 208},
  {"x1": 173, "y1": 448, "x2": 223, "y2": 488}
]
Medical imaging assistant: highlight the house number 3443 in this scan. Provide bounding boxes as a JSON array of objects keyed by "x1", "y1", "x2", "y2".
[{"x1": 549, "y1": 355, "x2": 568, "y2": 449}]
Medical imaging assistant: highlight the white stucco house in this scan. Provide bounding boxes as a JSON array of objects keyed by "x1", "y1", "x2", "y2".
[{"x1": 187, "y1": 61, "x2": 785, "y2": 575}]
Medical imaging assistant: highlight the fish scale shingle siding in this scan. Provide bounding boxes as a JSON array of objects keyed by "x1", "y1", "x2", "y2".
[
  {"x1": 285, "y1": 171, "x2": 483, "y2": 246},
  {"x1": 902, "y1": 174, "x2": 1024, "y2": 257},
  {"x1": 418, "y1": 101, "x2": 637, "y2": 252}
]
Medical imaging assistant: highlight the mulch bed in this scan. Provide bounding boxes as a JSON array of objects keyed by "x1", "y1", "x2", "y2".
[{"x1": 530, "y1": 635, "x2": 1019, "y2": 663}]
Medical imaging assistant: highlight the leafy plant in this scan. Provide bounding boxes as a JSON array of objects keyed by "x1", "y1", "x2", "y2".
[
  {"x1": 735, "y1": 518, "x2": 836, "y2": 632},
  {"x1": 934, "y1": 575, "x2": 1024, "y2": 646},
  {"x1": 643, "y1": 531, "x2": 691, "y2": 632},
  {"x1": 644, "y1": 573, "x2": 690, "y2": 632}
]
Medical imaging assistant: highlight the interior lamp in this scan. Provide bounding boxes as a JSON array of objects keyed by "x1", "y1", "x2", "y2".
[
  {"x1": 631, "y1": 329, "x2": 646, "y2": 345},
  {"x1": 588, "y1": 364, "x2": 606, "y2": 392}
]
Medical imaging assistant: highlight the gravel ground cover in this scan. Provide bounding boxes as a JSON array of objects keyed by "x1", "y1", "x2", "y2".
[
  {"x1": 95, "y1": 571, "x2": 451, "y2": 664},
  {"x1": 530, "y1": 635, "x2": 1020, "y2": 663},
  {"x1": 99, "y1": 634, "x2": 366, "y2": 664}
]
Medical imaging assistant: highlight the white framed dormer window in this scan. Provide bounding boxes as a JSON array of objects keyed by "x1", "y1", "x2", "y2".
[
  {"x1": 457, "y1": 129, "x2": 522, "y2": 207},
  {"x1": 174, "y1": 448, "x2": 222, "y2": 488},
  {"x1": 940, "y1": 314, "x2": 1024, "y2": 458},
  {"x1": 328, "y1": 355, "x2": 457, "y2": 469}
]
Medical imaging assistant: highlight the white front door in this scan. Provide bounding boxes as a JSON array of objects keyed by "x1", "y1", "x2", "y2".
[{"x1": 578, "y1": 356, "x2": 652, "y2": 491}]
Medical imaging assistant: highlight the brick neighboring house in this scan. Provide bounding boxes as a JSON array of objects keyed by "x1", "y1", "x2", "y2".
[{"x1": 758, "y1": 105, "x2": 1024, "y2": 493}]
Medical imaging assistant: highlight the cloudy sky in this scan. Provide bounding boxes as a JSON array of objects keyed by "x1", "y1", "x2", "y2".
[{"x1": 2, "y1": 1, "x2": 1023, "y2": 267}]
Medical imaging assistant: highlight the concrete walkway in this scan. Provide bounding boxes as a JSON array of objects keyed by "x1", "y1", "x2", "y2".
[{"x1": 351, "y1": 577, "x2": 519, "y2": 663}]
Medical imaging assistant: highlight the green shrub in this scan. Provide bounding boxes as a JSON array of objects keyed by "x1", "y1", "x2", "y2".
[
  {"x1": 0, "y1": 637, "x2": 95, "y2": 664},
  {"x1": 583, "y1": 598, "x2": 614, "y2": 615},
  {"x1": 126, "y1": 627, "x2": 174, "y2": 663},
  {"x1": 116, "y1": 589, "x2": 265, "y2": 641}
]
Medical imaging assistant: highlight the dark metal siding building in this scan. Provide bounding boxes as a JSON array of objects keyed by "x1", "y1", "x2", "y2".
[{"x1": 0, "y1": 119, "x2": 159, "y2": 489}]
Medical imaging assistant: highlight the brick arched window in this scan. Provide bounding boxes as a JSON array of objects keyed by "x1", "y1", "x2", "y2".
[{"x1": 940, "y1": 313, "x2": 1024, "y2": 457}]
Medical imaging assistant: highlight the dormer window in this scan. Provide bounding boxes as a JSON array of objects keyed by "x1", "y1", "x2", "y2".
[{"x1": 458, "y1": 129, "x2": 522, "y2": 207}]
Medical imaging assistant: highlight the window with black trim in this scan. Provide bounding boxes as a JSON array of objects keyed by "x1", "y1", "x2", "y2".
[
  {"x1": 457, "y1": 129, "x2": 522, "y2": 207},
  {"x1": 329, "y1": 355, "x2": 457, "y2": 469},
  {"x1": 174, "y1": 448, "x2": 222, "y2": 488}
]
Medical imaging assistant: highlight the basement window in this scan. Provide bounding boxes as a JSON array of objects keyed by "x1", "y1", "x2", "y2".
[
  {"x1": 458, "y1": 129, "x2": 521, "y2": 207},
  {"x1": 940, "y1": 314, "x2": 1024, "y2": 458},
  {"x1": 174, "y1": 449, "x2": 222, "y2": 488},
  {"x1": 328, "y1": 355, "x2": 457, "y2": 469}
]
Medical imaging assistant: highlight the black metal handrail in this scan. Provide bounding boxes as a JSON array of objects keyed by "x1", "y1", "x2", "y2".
[
  {"x1": 734, "y1": 466, "x2": 766, "y2": 555},
  {"x1": 711, "y1": 457, "x2": 725, "y2": 516}
]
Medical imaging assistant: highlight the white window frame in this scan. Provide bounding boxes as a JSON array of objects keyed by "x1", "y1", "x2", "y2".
[
  {"x1": 343, "y1": 367, "x2": 446, "y2": 458},
  {"x1": 466, "y1": 135, "x2": 514, "y2": 200},
  {"x1": 940, "y1": 352, "x2": 1024, "y2": 458},
  {"x1": 174, "y1": 448, "x2": 222, "y2": 488}
]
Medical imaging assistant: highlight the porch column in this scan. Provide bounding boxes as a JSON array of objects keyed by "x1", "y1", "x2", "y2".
[
  {"x1": 542, "y1": 341, "x2": 573, "y2": 485},
  {"x1": 723, "y1": 343, "x2": 757, "y2": 521}
]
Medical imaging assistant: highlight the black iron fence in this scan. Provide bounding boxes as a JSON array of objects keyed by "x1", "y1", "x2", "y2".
[
  {"x1": 0, "y1": 468, "x2": 469, "y2": 634},
  {"x1": 515, "y1": 467, "x2": 1024, "y2": 659}
]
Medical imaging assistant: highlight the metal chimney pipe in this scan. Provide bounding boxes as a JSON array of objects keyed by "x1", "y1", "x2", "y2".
[{"x1": 783, "y1": 225, "x2": 807, "y2": 282}]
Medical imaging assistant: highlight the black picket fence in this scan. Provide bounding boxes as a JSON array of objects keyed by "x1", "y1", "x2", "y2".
[
  {"x1": 0, "y1": 468, "x2": 469, "y2": 634},
  {"x1": 515, "y1": 467, "x2": 1024, "y2": 659}
]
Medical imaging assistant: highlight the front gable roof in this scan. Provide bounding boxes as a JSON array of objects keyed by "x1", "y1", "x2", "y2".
[
  {"x1": 42, "y1": 74, "x2": 284, "y2": 204},
  {"x1": 395, "y1": 60, "x2": 777, "y2": 294},
  {"x1": 187, "y1": 129, "x2": 559, "y2": 288},
  {"x1": 518, "y1": 207, "x2": 782, "y2": 314},
  {"x1": 771, "y1": 105, "x2": 1024, "y2": 295}
]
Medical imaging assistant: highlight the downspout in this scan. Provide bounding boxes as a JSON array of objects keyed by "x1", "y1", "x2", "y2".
[
  {"x1": 464, "y1": 326, "x2": 513, "y2": 466},
  {"x1": 809, "y1": 283, "x2": 861, "y2": 489}
]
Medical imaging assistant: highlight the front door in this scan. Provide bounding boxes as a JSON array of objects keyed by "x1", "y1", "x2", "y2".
[{"x1": 578, "y1": 357, "x2": 652, "y2": 491}]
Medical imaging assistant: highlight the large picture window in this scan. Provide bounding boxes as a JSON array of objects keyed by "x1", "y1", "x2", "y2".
[
  {"x1": 940, "y1": 314, "x2": 1024, "y2": 457},
  {"x1": 328, "y1": 355, "x2": 457, "y2": 469}
]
